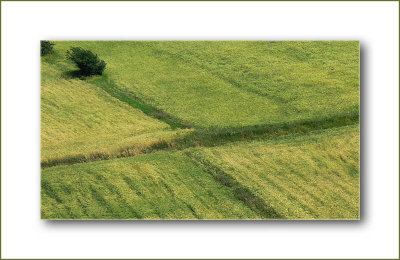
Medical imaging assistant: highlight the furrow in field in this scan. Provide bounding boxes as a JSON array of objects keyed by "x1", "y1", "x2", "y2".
[
  {"x1": 41, "y1": 113, "x2": 358, "y2": 169},
  {"x1": 249, "y1": 159, "x2": 326, "y2": 217},
  {"x1": 91, "y1": 76, "x2": 193, "y2": 129},
  {"x1": 266, "y1": 161, "x2": 355, "y2": 218},
  {"x1": 184, "y1": 151, "x2": 283, "y2": 219}
]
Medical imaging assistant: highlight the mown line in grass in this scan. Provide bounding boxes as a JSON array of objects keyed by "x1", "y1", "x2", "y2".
[
  {"x1": 41, "y1": 68, "x2": 359, "y2": 169},
  {"x1": 180, "y1": 112, "x2": 359, "y2": 147},
  {"x1": 91, "y1": 76, "x2": 192, "y2": 129},
  {"x1": 184, "y1": 151, "x2": 283, "y2": 219},
  {"x1": 43, "y1": 52, "x2": 191, "y2": 130},
  {"x1": 91, "y1": 74, "x2": 359, "y2": 142},
  {"x1": 41, "y1": 112, "x2": 359, "y2": 169}
]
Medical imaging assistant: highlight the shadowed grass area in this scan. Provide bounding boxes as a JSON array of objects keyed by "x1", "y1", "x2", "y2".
[
  {"x1": 41, "y1": 110, "x2": 358, "y2": 168},
  {"x1": 184, "y1": 151, "x2": 283, "y2": 219},
  {"x1": 176, "y1": 111, "x2": 358, "y2": 148},
  {"x1": 91, "y1": 76, "x2": 191, "y2": 129}
]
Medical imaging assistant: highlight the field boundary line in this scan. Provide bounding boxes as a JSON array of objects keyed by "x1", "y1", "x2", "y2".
[
  {"x1": 184, "y1": 151, "x2": 283, "y2": 219},
  {"x1": 92, "y1": 76, "x2": 193, "y2": 130},
  {"x1": 41, "y1": 116, "x2": 359, "y2": 169}
]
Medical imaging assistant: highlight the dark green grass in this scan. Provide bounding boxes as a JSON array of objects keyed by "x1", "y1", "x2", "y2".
[
  {"x1": 92, "y1": 76, "x2": 191, "y2": 129},
  {"x1": 185, "y1": 151, "x2": 283, "y2": 219},
  {"x1": 41, "y1": 109, "x2": 358, "y2": 169}
]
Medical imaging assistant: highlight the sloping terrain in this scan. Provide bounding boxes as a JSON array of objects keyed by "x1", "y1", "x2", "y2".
[
  {"x1": 186, "y1": 125, "x2": 360, "y2": 219},
  {"x1": 51, "y1": 41, "x2": 359, "y2": 130},
  {"x1": 41, "y1": 151, "x2": 262, "y2": 219},
  {"x1": 42, "y1": 126, "x2": 359, "y2": 219},
  {"x1": 41, "y1": 60, "x2": 190, "y2": 167},
  {"x1": 41, "y1": 41, "x2": 359, "y2": 219}
]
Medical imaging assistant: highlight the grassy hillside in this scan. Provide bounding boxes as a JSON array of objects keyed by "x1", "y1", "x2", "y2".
[
  {"x1": 42, "y1": 126, "x2": 358, "y2": 220},
  {"x1": 41, "y1": 59, "x2": 190, "y2": 167},
  {"x1": 51, "y1": 41, "x2": 359, "y2": 130},
  {"x1": 41, "y1": 151, "x2": 262, "y2": 219},
  {"x1": 41, "y1": 41, "x2": 359, "y2": 220},
  {"x1": 187, "y1": 125, "x2": 359, "y2": 219}
]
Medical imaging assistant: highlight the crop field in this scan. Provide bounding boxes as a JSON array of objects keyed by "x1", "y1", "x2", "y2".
[{"x1": 41, "y1": 41, "x2": 359, "y2": 219}]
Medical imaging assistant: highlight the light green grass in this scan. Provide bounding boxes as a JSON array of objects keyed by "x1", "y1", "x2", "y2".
[
  {"x1": 41, "y1": 41, "x2": 359, "y2": 220},
  {"x1": 41, "y1": 60, "x2": 190, "y2": 165},
  {"x1": 186, "y1": 125, "x2": 360, "y2": 219},
  {"x1": 51, "y1": 41, "x2": 359, "y2": 130},
  {"x1": 41, "y1": 151, "x2": 261, "y2": 219},
  {"x1": 41, "y1": 125, "x2": 359, "y2": 220}
]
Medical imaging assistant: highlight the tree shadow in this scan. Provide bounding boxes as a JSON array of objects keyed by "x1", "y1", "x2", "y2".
[{"x1": 61, "y1": 70, "x2": 89, "y2": 80}]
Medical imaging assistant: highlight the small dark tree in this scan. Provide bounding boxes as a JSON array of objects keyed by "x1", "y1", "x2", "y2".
[
  {"x1": 66, "y1": 47, "x2": 106, "y2": 76},
  {"x1": 41, "y1": 41, "x2": 55, "y2": 56}
]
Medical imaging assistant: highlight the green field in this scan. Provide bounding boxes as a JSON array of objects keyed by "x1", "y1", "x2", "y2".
[
  {"x1": 41, "y1": 60, "x2": 191, "y2": 166},
  {"x1": 50, "y1": 41, "x2": 359, "y2": 130},
  {"x1": 42, "y1": 125, "x2": 358, "y2": 219},
  {"x1": 41, "y1": 41, "x2": 360, "y2": 219},
  {"x1": 41, "y1": 152, "x2": 261, "y2": 219},
  {"x1": 187, "y1": 125, "x2": 359, "y2": 219}
]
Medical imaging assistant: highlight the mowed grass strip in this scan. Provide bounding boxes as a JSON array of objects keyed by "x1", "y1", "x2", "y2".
[
  {"x1": 51, "y1": 41, "x2": 359, "y2": 130},
  {"x1": 41, "y1": 60, "x2": 190, "y2": 166},
  {"x1": 187, "y1": 125, "x2": 360, "y2": 219},
  {"x1": 41, "y1": 151, "x2": 261, "y2": 219}
]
